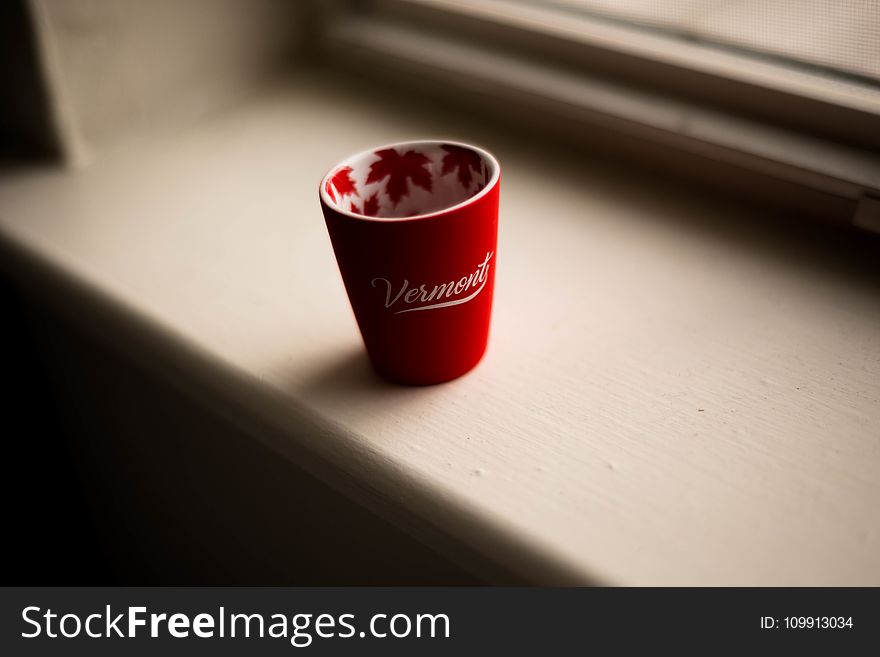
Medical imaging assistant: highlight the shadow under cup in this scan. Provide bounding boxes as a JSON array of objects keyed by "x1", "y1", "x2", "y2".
[{"x1": 320, "y1": 140, "x2": 500, "y2": 385}]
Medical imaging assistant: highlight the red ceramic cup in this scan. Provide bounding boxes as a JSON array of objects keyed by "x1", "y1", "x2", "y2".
[{"x1": 320, "y1": 139, "x2": 500, "y2": 385}]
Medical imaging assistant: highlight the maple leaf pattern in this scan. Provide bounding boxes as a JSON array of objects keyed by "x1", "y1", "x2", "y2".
[
  {"x1": 327, "y1": 144, "x2": 490, "y2": 217},
  {"x1": 363, "y1": 193, "x2": 379, "y2": 217},
  {"x1": 349, "y1": 193, "x2": 380, "y2": 217},
  {"x1": 366, "y1": 149, "x2": 432, "y2": 206},
  {"x1": 441, "y1": 145, "x2": 484, "y2": 189},
  {"x1": 328, "y1": 166, "x2": 358, "y2": 199}
]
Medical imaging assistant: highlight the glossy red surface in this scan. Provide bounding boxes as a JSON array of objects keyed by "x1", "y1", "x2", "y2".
[{"x1": 321, "y1": 141, "x2": 500, "y2": 384}]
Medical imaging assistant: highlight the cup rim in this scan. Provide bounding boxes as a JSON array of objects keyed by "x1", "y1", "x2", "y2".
[{"x1": 319, "y1": 139, "x2": 500, "y2": 222}]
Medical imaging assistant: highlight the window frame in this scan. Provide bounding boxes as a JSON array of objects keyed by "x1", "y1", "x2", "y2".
[{"x1": 318, "y1": 0, "x2": 880, "y2": 228}]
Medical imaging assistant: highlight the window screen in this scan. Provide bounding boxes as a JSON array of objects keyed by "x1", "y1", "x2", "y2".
[{"x1": 527, "y1": 1, "x2": 880, "y2": 83}]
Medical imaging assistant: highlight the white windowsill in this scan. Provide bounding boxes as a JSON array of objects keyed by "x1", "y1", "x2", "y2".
[{"x1": 1, "y1": 73, "x2": 878, "y2": 585}]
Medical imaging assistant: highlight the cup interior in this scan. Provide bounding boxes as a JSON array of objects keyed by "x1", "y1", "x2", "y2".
[{"x1": 322, "y1": 141, "x2": 496, "y2": 219}]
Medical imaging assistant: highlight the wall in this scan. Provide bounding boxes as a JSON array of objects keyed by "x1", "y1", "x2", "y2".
[{"x1": 29, "y1": 0, "x2": 307, "y2": 164}]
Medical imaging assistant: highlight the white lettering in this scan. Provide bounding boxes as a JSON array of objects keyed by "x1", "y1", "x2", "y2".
[
  {"x1": 106, "y1": 606, "x2": 124, "y2": 637},
  {"x1": 371, "y1": 251, "x2": 493, "y2": 314},
  {"x1": 129, "y1": 607, "x2": 146, "y2": 638},
  {"x1": 151, "y1": 613, "x2": 167, "y2": 637},
  {"x1": 167, "y1": 613, "x2": 190, "y2": 638},
  {"x1": 371, "y1": 278, "x2": 409, "y2": 308},
  {"x1": 193, "y1": 613, "x2": 215, "y2": 638},
  {"x1": 60, "y1": 614, "x2": 81, "y2": 638},
  {"x1": 22, "y1": 606, "x2": 41, "y2": 638},
  {"x1": 86, "y1": 614, "x2": 102, "y2": 638}
]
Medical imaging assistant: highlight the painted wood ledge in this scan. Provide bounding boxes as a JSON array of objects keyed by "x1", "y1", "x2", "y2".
[{"x1": 1, "y1": 75, "x2": 878, "y2": 585}]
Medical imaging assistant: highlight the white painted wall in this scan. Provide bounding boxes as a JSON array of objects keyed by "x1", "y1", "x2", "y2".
[{"x1": 29, "y1": 0, "x2": 306, "y2": 164}]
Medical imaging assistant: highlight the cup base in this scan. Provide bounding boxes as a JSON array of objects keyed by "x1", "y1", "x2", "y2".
[{"x1": 369, "y1": 345, "x2": 487, "y2": 386}]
